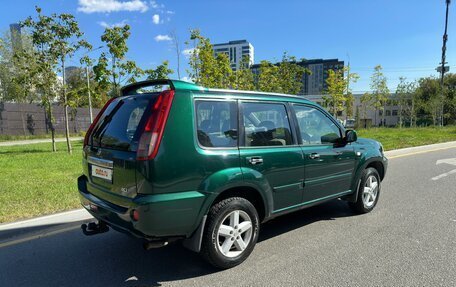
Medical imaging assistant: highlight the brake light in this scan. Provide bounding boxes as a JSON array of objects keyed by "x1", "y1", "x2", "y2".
[
  {"x1": 137, "y1": 90, "x2": 175, "y2": 160},
  {"x1": 83, "y1": 97, "x2": 117, "y2": 147}
]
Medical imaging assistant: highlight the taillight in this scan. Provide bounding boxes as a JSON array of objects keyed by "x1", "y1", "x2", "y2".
[
  {"x1": 137, "y1": 90, "x2": 175, "y2": 160},
  {"x1": 83, "y1": 97, "x2": 117, "y2": 147}
]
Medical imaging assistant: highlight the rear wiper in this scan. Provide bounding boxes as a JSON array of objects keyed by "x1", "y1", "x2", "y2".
[{"x1": 90, "y1": 99, "x2": 124, "y2": 147}]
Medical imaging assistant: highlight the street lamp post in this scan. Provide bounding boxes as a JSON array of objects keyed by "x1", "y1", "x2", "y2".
[{"x1": 438, "y1": 0, "x2": 451, "y2": 126}]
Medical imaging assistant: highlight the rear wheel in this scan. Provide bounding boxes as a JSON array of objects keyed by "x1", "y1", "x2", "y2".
[
  {"x1": 349, "y1": 167, "x2": 381, "y2": 214},
  {"x1": 201, "y1": 197, "x2": 259, "y2": 269}
]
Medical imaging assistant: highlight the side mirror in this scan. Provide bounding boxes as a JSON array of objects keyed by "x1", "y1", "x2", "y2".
[{"x1": 345, "y1": 130, "x2": 357, "y2": 143}]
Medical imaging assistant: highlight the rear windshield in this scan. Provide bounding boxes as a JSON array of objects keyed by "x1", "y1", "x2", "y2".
[{"x1": 90, "y1": 94, "x2": 157, "y2": 151}]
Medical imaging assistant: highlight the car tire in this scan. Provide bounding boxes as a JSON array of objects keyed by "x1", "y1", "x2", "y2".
[
  {"x1": 200, "y1": 197, "x2": 260, "y2": 269},
  {"x1": 349, "y1": 167, "x2": 381, "y2": 214}
]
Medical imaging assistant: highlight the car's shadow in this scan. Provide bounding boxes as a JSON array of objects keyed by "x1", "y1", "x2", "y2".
[{"x1": 1, "y1": 199, "x2": 356, "y2": 287}]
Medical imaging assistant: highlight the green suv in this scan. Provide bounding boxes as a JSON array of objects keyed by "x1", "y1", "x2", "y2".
[{"x1": 78, "y1": 79, "x2": 387, "y2": 269}]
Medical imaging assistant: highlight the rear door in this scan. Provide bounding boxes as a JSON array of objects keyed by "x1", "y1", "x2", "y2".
[
  {"x1": 239, "y1": 101, "x2": 305, "y2": 212},
  {"x1": 85, "y1": 95, "x2": 156, "y2": 200},
  {"x1": 292, "y1": 104, "x2": 356, "y2": 202}
]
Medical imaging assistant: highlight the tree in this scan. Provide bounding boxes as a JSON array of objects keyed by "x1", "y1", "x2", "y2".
[
  {"x1": 23, "y1": 6, "x2": 92, "y2": 154},
  {"x1": 231, "y1": 56, "x2": 255, "y2": 90},
  {"x1": 416, "y1": 77, "x2": 441, "y2": 126},
  {"x1": 255, "y1": 55, "x2": 306, "y2": 94},
  {"x1": 186, "y1": 29, "x2": 235, "y2": 89},
  {"x1": 395, "y1": 77, "x2": 418, "y2": 127},
  {"x1": 324, "y1": 66, "x2": 359, "y2": 119},
  {"x1": 276, "y1": 53, "x2": 307, "y2": 95},
  {"x1": 370, "y1": 65, "x2": 389, "y2": 126},
  {"x1": 0, "y1": 30, "x2": 37, "y2": 104},
  {"x1": 324, "y1": 69, "x2": 345, "y2": 118},
  {"x1": 444, "y1": 73, "x2": 456, "y2": 125},
  {"x1": 256, "y1": 60, "x2": 280, "y2": 93},
  {"x1": 145, "y1": 60, "x2": 174, "y2": 80},
  {"x1": 93, "y1": 25, "x2": 143, "y2": 98}
]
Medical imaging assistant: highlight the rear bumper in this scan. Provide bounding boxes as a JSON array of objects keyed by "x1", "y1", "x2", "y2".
[{"x1": 78, "y1": 175, "x2": 207, "y2": 239}]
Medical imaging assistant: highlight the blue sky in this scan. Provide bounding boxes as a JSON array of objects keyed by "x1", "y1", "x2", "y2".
[{"x1": 0, "y1": 0, "x2": 455, "y2": 92}]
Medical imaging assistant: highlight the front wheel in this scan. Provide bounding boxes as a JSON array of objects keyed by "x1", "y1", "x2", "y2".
[
  {"x1": 201, "y1": 197, "x2": 259, "y2": 269},
  {"x1": 349, "y1": 167, "x2": 381, "y2": 214}
]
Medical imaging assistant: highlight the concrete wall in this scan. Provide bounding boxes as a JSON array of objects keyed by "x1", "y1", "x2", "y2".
[{"x1": 0, "y1": 102, "x2": 100, "y2": 136}]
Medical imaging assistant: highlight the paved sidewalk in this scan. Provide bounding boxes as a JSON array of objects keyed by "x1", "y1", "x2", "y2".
[{"x1": 0, "y1": 137, "x2": 83, "y2": 147}]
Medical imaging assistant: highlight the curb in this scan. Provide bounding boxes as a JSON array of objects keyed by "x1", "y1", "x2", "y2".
[
  {"x1": 0, "y1": 209, "x2": 92, "y2": 231},
  {"x1": 384, "y1": 141, "x2": 456, "y2": 158}
]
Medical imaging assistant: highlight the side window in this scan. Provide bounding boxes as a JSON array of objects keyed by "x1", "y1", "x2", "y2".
[
  {"x1": 195, "y1": 100, "x2": 237, "y2": 148},
  {"x1": 242, "y1": 102, "x2": 293, "y2": 146},
  {"x1": 293, "y1": 105, "x2": 341, "y2": 145}
]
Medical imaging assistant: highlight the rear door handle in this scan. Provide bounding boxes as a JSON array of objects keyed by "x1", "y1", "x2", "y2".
[
  {"x1": 247, "y1": 156, "x2": 263, "y2": 165},
  {"x1": 309, "y1": 153, "x2": 320, "y2": 160}
]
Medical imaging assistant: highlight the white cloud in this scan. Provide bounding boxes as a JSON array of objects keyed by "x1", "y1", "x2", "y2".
[
  {"x1": 150, "y1": 0, "x2": 164, "y2": 9},
  {"x1": 182, "y1": 48, "x2": 195, "y2": 58},
  {"x1": 98, "y1": 19, "x2": 128, "y2": 28},
  {"x1": 154, "y1": 34, "x2": 172, "y2": 42},
  {"x1": 152, "y1": 14, "x2": 160, "y2": 24},
  {"x1": 78, "y1": 0, "x2": 148, "y2": 14},
  {"x1": 166, "y1": 10, "x2": 175, "y2": 14}
]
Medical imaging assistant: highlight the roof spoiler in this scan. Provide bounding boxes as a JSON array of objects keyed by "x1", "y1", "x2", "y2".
[{"x1": 120, "y1": 79, "x2": 175, "y2": 96}]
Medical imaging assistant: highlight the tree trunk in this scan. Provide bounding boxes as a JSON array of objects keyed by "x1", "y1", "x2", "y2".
[
  {"x1": 47, "y1": 102, "x2": 56, "y2": 152},
  {"x1": 62, "y1": 58, "x2": 72, "y2": 154},
  {"x1": 20, "y1": 105, "x2": 27, "y2": 136}
]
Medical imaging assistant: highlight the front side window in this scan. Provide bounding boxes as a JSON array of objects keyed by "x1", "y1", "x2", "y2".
[
  {"x1": 196, "y1": 100, "x2": 237, "y2": 148},
  {"x1": 242, "y1": 102, "x2": 293, "y2": 147},
  {"x1": 293, "y1": 105, "x2": 341, "y2": 145}
]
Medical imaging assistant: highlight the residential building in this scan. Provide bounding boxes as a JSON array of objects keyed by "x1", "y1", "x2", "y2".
[
  {"x1": 306, "y1": 93, "x2": 400, "y2": 127},
  {"x1": 213, "y1": 40, "x2": 254, "y2": 71}
]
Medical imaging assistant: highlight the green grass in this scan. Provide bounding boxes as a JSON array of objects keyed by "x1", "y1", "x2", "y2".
[
  {"x1": 1, "y1": 126, "x2": 456, "y2": 223},
  {"x1": 0, "y1": 141, "x2": 83, "y2": 223},
  {"x1": 357, "y1": 126, "x2": 456, "y2": 151}
]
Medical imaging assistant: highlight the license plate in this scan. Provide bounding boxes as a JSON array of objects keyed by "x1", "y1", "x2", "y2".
[{"x1": 91, "y1": 165, "x2": 113, "y2": 181}]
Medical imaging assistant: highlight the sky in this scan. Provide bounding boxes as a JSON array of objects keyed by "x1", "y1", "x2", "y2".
[{"x1": 0, "y1": 0, "x2": 455, "y2": 93}]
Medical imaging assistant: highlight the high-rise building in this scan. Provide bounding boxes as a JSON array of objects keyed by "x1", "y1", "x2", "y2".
[
  {"x1": 251, "y1": 58, "x2": 344, "y2": 95},
  {"x1": 213, "y1": 40, "x2": 254, "y2": 71},
  {"x1": 9, "y1": 23, "x2": 22, "y2": 52}
]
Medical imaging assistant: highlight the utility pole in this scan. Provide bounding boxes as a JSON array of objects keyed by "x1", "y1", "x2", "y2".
[{"x1": 437, "y1": 0, "x2": 451, "y2": 126}]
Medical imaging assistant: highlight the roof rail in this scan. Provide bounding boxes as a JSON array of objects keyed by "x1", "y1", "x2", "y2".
[{"x1": 121, "y1": 79, "x2": 206, "y2": 95}]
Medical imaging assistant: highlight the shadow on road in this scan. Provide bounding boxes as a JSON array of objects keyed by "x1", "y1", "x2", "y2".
[{"x1": 0, "y1": 199, "x2": 355, "y2": 287}]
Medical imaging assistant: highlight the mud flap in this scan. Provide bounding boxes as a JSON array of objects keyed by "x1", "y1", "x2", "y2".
[{"x1": 182, "y1": 215, "x2": 207, "y2": 253}]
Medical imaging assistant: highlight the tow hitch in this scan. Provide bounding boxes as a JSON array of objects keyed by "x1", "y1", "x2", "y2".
[{"x1": 81, "y1": 221, "x2": 109, "y2": 236}]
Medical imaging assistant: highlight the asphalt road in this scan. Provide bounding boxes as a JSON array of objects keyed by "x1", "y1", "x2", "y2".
[{"x1": 1, "y1": 147, "x2": 456, "y2": 287}]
